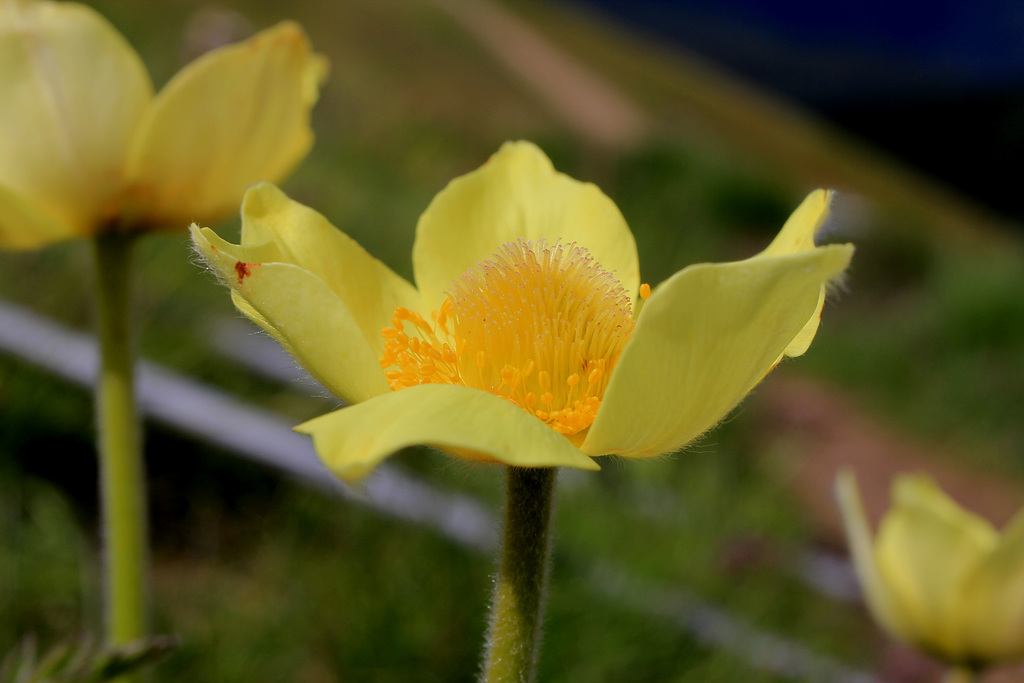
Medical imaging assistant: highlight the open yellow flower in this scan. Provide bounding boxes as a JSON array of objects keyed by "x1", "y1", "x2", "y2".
[
  {"x1": 192, "y1": 142, "x2": 852, "y2": 480},
  {"x1": 0, "y1": 0, "x2": 326, "y2": 249},
  {"x1": 837, "y1": 469, "x2": 1024, "y2": 667}
]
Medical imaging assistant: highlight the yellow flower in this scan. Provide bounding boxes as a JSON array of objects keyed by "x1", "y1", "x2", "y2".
[
  {"x1": 837, "y1": 469, "x2": 1024, "y2": 667},
  {"x1": 192, "y1": 142, "x2": 852, "y2": 480},
  {"x1": 0, "y1": 0, "x2": 326, "y2": 249}
]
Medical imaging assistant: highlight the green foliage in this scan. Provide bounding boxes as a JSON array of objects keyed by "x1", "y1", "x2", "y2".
[
  {"x1": 0, "y1": 465, "x2": 89, "y2": 648},
  {"x1": 805, "y1": 240, "x2": 1024, "y2": 472},
  {"x1": 0, "y1": 635, "x2": 176, "y2": 683}
]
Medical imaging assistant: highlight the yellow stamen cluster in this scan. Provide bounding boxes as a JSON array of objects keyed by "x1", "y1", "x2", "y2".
[{"x1": 379, "y1": 239, "x2": 637, "y2": 437}]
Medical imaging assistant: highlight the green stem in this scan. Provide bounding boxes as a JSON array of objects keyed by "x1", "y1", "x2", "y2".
[
  {"x1": 93, "y1": 233, "x2": 148, "y2": 664},
  {"x1": 480, "y1": 467, "x2": 558, "y2": 683}
]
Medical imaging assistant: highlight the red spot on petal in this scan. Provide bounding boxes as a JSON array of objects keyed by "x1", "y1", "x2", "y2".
[{"x1": 235, "y1": 261, "x2": 258, "y2": 284}]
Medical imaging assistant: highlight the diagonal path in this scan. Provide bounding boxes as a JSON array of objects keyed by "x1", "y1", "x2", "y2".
[
  {"x1": 0, "y1": 300, "x2": 882, "y2": 683},
  {"x1": 0, "y1": 301, "x2": 496, "y2": 552},
  {"x1": 426, "y1": 0, "x2": 647, "y2": 148}
]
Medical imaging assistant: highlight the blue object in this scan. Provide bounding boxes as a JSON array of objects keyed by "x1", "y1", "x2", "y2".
[{"x1": 577, "y1": 0, "x2": 1024, "y2": 104}]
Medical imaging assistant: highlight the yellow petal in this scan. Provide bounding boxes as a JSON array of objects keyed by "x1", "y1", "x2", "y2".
[
  {"x1": 412, "y1": 141, "x2": 639, "y2": 312},
  {"x1": 0, "y1": 0, "x2": 152, "y2": 235},
  {"x1": 190, "y1": 224, "x2": 389, "y2": 404},
  {"x1": 757, "y1": 189, "x2": 833, "y2": 258},
  {"x1": 238, "y1": 183, "x2": 421, "y2": 357},
  {"x1": 0, "y1": 181, "x2": 78, "y2": 249},
  {"x1": 296, "y1": 384, "x2": 600, "y2": 481},
  {"x1": 782, "y1": 290, "x2": 826, "y2": 358},
  {"x1": 874, "y1": 474, "x2": 998, "y2": 661},
  {"x1": 581, "y1": 243, "x2": 852, "y2": 457},
  {"x1": 958, "y1": 507, "x2": 1024, "y2": 662},
  {"x1": 755, "y1": 189, "x2": 835, "y2": 357},
  {"x1": 835, "y1": 469, "x2": 919, "y2": 647},
  {"x1": 124, "y1": 22, "x2": 327, "y2": 228}
]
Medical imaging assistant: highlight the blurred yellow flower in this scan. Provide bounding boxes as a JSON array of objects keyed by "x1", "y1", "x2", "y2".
[
  {"x1": 0, "y1": 0, "x2": 326, "y2": 249},
  {"x1": 192, "y1": 141, "x2": 852, "y2": 480},
  {"x1": 837, "y1": 469, "x2": 1024, "y2": 667}
]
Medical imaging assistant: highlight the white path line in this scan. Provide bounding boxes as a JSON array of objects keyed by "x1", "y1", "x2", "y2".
[
  {"x1": 589, "y1": 562, "x2": 879, "y2": 683},
  {"x1": 427, "y1": 0, "x2": 647, "y2": 148},
  {"x1": 0, "y1": 301, "x2": 496, "y2": 552},
  {"x1": 0, "y1": 300, "x2": 882, "y2": 682}
]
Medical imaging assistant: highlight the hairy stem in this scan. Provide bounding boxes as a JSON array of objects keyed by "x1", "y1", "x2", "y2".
[{"x1": 480, "y1": 466, "x2": 557, "y2": 683}]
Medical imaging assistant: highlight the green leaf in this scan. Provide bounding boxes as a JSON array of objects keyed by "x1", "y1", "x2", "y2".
[{"x1": 0, "y1": 634, "x2": 178, "y2": 683}]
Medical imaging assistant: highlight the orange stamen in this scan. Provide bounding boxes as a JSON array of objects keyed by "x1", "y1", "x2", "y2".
[{"x1": 378, "y1": 239, "x2": 636, "y2": 435}]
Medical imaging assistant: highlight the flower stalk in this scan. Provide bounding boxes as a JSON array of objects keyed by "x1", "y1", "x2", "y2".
[
  {"x1": 93, "y1": 232, "x2": 148, "y2": 670},
  {"x1": 480, "y1": 467, "x2": 558, "y2": 683}
]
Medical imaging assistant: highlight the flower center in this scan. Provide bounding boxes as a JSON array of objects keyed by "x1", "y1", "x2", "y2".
[{"x1": 379, "y1": 239, "x2": 636, "y2": 437}]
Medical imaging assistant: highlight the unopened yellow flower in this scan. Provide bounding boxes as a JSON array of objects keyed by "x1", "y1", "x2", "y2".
[
  {"x1": 192, "y1": 142, "x2": 852, "y2": 480},
  {"x1": 0, "y1": 0, "x2": 326, "y2": 249},
  {"x1": 837, "y1": 469, "x2": 1024, "y2": 667}
]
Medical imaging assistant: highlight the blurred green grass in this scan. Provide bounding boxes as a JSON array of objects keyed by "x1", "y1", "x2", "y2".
[{"x1": 2, "y1": 0, "x2": 1023, "y2": 680}]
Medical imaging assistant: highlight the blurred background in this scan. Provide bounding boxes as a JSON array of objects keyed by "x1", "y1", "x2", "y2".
[{"x1": 3, "y1": 0, "x2": 1024, "y2": 681}]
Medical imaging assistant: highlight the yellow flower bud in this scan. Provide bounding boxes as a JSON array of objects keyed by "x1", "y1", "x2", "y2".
[{"x1": 837, "y1": 469, "x2": 1024, "y2": 668}]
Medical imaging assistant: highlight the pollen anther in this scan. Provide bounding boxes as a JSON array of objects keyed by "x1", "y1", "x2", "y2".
[{"x1": 379, "y1": 239, "x2": 636, "y2": 436}]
